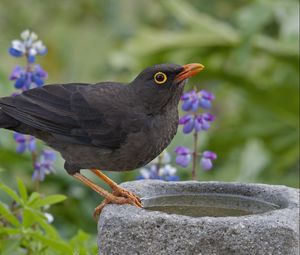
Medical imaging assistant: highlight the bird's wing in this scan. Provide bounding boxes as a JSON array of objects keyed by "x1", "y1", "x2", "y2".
[{"x1": 0, "y1": 83, "x2": 148, "y2": 149}]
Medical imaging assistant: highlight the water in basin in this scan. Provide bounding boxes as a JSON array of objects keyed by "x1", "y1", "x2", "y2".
[{"x1": 143, "y1": 193, "x2": 280, "y2": 217}]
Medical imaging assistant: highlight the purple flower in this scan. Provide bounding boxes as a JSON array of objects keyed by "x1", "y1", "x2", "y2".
[
  {"x1": 180, "y1": 113, "x2": 215, "y2": 134},
  {"x1": 13, "y1": 133, "x2": 26, "y2": 153},
  {"x1": 200, "y1": 151, "x2": 217, "y2": 171},
  {"x1": 181, "y1": 89, "x2": 215, "y2": 111},
  {"x1": 8, "y1": 47, "x2": 23, "y2": 57},
  {"x1": 181, "y1": 90, "x2": 199, "y2": 112},
  {"x1": 13, "y1": 132, "x2": 36, "y2": 153},
  {"x1": 10, "y1": 66, "x2": 24, "y2": 80},
  {"x1": 9, "y1": 30, "x2": 53, "y2": 183},
  {"x1": 195, "y1": 113, "x2": 215, "y2": 131},
  {"x1": 42, "y1": 150, "x2": 56, "y2": 161},
  {"x1": 179, "y1": 114, "x2": 195, "y2": 134},
  {"x1": 9, "y1": 64, "x2": 47, "y2": 90},
  {"x1": 31, "y1": 65, "x2": 48, "y2": 87},
  {"x1": 32, "y1": 150, "x2": 56, "y2": 181},
  {"x1": 200, "y1": 90, "x2": 215, "y2": 101},
  {"x1": 27, "y1": 136, "x2": 36, "y2": 152},
  {"x1": 175, "y1": 146, "x2": 191, "y2": 167},
  {"x1": 9, "y1": 66, "x2": 29, "y2": 90},
  {"x1": 198, "y1": 90, "x2": 215, "y2": 109}
]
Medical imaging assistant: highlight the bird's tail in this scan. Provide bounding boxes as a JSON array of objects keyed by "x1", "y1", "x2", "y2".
[{"x1": 0, "y1": 107, "x2": 18, "y2": 129}]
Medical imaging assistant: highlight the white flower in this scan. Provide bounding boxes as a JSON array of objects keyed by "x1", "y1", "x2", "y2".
[
  {"x1": 11, "y1": 40, "x2": 25, "y2": 53},
  {"x1": 33, "y1": 40, "x2": 47, "y2": 54},
  {"x1": 10, "y1": 30, "x2": 47, "y2": 57},
  {"x1": 44, "y1": 212, "x2": 54, "y2": 223},
  {"x1": 21, "y1": 30, "x2": 30, "y2": 40},
  {"x1": 159, "y1": 164, "x2": 177, "y2": 176},
  {"x1": 139, "y1": 168, "x2": 151, "y2": 179},
  {"x1": 150, "y1": 150, "x2": 171, "y2": 165}
]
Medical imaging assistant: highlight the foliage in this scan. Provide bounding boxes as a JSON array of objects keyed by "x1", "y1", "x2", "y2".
[
  {"x1": 0, "y1": 179, "x2": 97, "y2": 255},
  {"x1": 0, "y1": 0, "x2": 298, "y2": 250}
]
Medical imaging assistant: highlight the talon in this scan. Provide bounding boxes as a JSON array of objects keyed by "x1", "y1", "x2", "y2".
[
  {"x1": 93, "y1": 192, "x2": 142, "y2": 217},
  {"x1": 112, "y1": 187, "x2": 143, "y2": 207},
  {"x1": 94, "y1": 198, "x2": 110, "y2": 218}
]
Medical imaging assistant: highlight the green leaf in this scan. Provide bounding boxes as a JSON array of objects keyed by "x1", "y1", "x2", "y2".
[
  {"x1": 0, "y1": 227, "x2": 22, "y2": 235},
  {"x1": 22, "y1": 208, "x2": 36, "y2": 228},
  {"x1": 29, "y1": 232, "x2": 73, "y2": 254},
  {"x1": 31, "y1": 195, "x2": 67, "y2": 208},
  {"x1": 28, "y1": 209, "x2": 59, "y2": 238},
  {"x1": 0, "y1": 201, "x2": 20, "y2": 227},
  {"x1": 27, "y1": 192, "x2": 41, "y2": 206},
  {"x1": 0, "y1": 183, "x2": 22, "y2": 204},
  {"x1": 70, "y1": 230, "x2": 90, "y2": 243},
  {"x1": 17, "y1": 178, "x2": 28, "y2": 202},
  {"x1": 0, "y1": 238, "x2": 21, "y2": 255}
]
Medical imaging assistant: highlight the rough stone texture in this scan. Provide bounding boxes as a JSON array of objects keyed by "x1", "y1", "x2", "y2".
[{"x1": 98, "y1": 181, "x2": 299, "y2": 255}]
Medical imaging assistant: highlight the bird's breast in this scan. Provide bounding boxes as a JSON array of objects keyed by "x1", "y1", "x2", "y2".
[{"x1": 115, "y1": 110, "x2": 179, "y2": 170}]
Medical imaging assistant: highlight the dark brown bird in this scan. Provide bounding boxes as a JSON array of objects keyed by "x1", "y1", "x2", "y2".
[{"x1": 0, "y1": 63, "x2": 204, "y2": 215}]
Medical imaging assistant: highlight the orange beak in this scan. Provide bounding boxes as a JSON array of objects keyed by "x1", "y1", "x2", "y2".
[{"x1": 175, "y1": 63, "x2": 205, "y2": 82}]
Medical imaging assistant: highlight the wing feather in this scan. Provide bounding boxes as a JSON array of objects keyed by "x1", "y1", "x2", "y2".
[{"x1": 0, "y1": 83, "x2": 148, "y2": 149}]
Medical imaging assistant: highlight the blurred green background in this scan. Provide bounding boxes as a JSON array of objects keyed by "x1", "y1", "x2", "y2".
[{"x1": 0, "y1": 0, "x2": 299, "y2": 238}]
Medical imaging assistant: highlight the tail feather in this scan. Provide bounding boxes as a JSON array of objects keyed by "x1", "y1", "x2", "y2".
[{"x1": 0, "y1": 107, "x2": 19, "y2": 129}]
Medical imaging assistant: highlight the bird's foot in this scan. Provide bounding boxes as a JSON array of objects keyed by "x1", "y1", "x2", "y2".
[
  {"x1": 112, "y1": 186, "x2": 142, "y2": 207},
  {"x1": 93, "y1": 190, "x2": 142, "y2": 217}
]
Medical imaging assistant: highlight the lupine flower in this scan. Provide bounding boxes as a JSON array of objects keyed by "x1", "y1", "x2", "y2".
[
  {"x1": 181, "y1": 90, "x2": 215, "y2": 112},
  {"x1": 32, "y1": 150, "x2": 56, "y2": 181},
  {"x1": 159, "y1": 165, "x2": 180, "y2": 181},
  {"x1": 175, "y1": 146, "x2": 191, "y2": 167},
  {"x1": 198, "y1": 90, "x2": 215, "y2": 109},
  {"x1": 176, "y1": 87, "x2": 217, "y2": 178},
  {"x1": 13, "y1": 132, "x2": 36, "y2": 153},
  {"x1": 150, "y1": 150, "x2": 171, "y2": 165},
  {"x1": 9, "y1": 30, "x2": 47, "y2": 62},
  {"x1": 200, "y1": 151, "x2": 217, "y2": 171},
  {"x1": 179, "y1": 113, "x2": 214, "y2": 134},
  {"x1": 9, "y1": 64, "x2": 47, "y2": 90},
  {"x1": 181, "y1": 90, "x2": 199, "y2": 112},
  {"x1": 194, "y1": 113, "x2": 215, "y2": 131},
  {"x1": 137, "y1": 151, "x2": 179, "y2": 181},
  {"x1": 137, "y1": 165, "x2": 159, "y2": 180},
  {"x1": 9, "y1": 30, "x2": 55, "y2": 183},
  {"x1": 179, "y1": 114, "x2": 194, "y2": 134},
  {"x1": 31, "y1": 65, "x2": 48, "y2": 87}
]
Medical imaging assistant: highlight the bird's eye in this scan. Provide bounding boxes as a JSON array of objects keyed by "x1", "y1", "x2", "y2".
[{"x1": 154, "y1": 72, "x2": 167, "y2": 84}]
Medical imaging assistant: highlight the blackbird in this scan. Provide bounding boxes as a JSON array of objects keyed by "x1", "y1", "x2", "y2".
[{"x1": 0, "y1": 63, "x2": 204, "y2": 215}]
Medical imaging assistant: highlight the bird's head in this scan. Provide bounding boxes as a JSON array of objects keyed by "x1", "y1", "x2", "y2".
[{"x1": 131, "y1": 63, "x2": 204, "y2": 113}]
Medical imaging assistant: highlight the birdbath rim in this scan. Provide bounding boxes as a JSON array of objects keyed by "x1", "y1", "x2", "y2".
[
  {"x1": 98, "y1": 180, "x2": 299, "y2": 255},
  {"x1": 100, "y1": 180, "x2": 298, "y2": 219}
]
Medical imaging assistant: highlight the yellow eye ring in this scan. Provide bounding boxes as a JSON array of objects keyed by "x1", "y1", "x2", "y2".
[{"x1": 154, "y1": 72, "x2": 167, "y2": 84}]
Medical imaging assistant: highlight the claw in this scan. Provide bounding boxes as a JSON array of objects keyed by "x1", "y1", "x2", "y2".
[
  {"x1": 93, "y1": 190, "x2": 142, "y2": 217},
  {"x1": 112, "y1": 186, "x2": 143, "y2": 207}
]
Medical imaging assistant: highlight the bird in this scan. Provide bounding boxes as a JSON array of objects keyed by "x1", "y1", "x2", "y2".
[{"x1": 0, "y1": 63, "x2": 204, "y2": 216}]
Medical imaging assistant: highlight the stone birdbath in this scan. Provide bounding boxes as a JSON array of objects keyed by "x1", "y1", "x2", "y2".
[{"x1": 98, "y1": 180, "x2": 299, "y2": 255}]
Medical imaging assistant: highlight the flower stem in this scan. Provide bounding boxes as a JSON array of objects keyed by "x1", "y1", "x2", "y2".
[
  {"x1": 25, "y1": 54, "x2": 40, "y2": 191},
  {"x1": 192, "y1": 127, "x2": 198, "y2": 180},
  {"x1": 156, "y1": 152, "x2": 163, "y2": 176},
  {"x1": 31, "y1": 151, "x2": 39, "y2": 191}
]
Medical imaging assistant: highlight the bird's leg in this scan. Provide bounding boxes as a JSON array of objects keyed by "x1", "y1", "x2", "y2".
[
  {"x1": 90, "y1": 169, "x2": 142, "y2": 207},
  {"x1": 73, "y1": 173, "x2": 141, "y2": 216}
]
